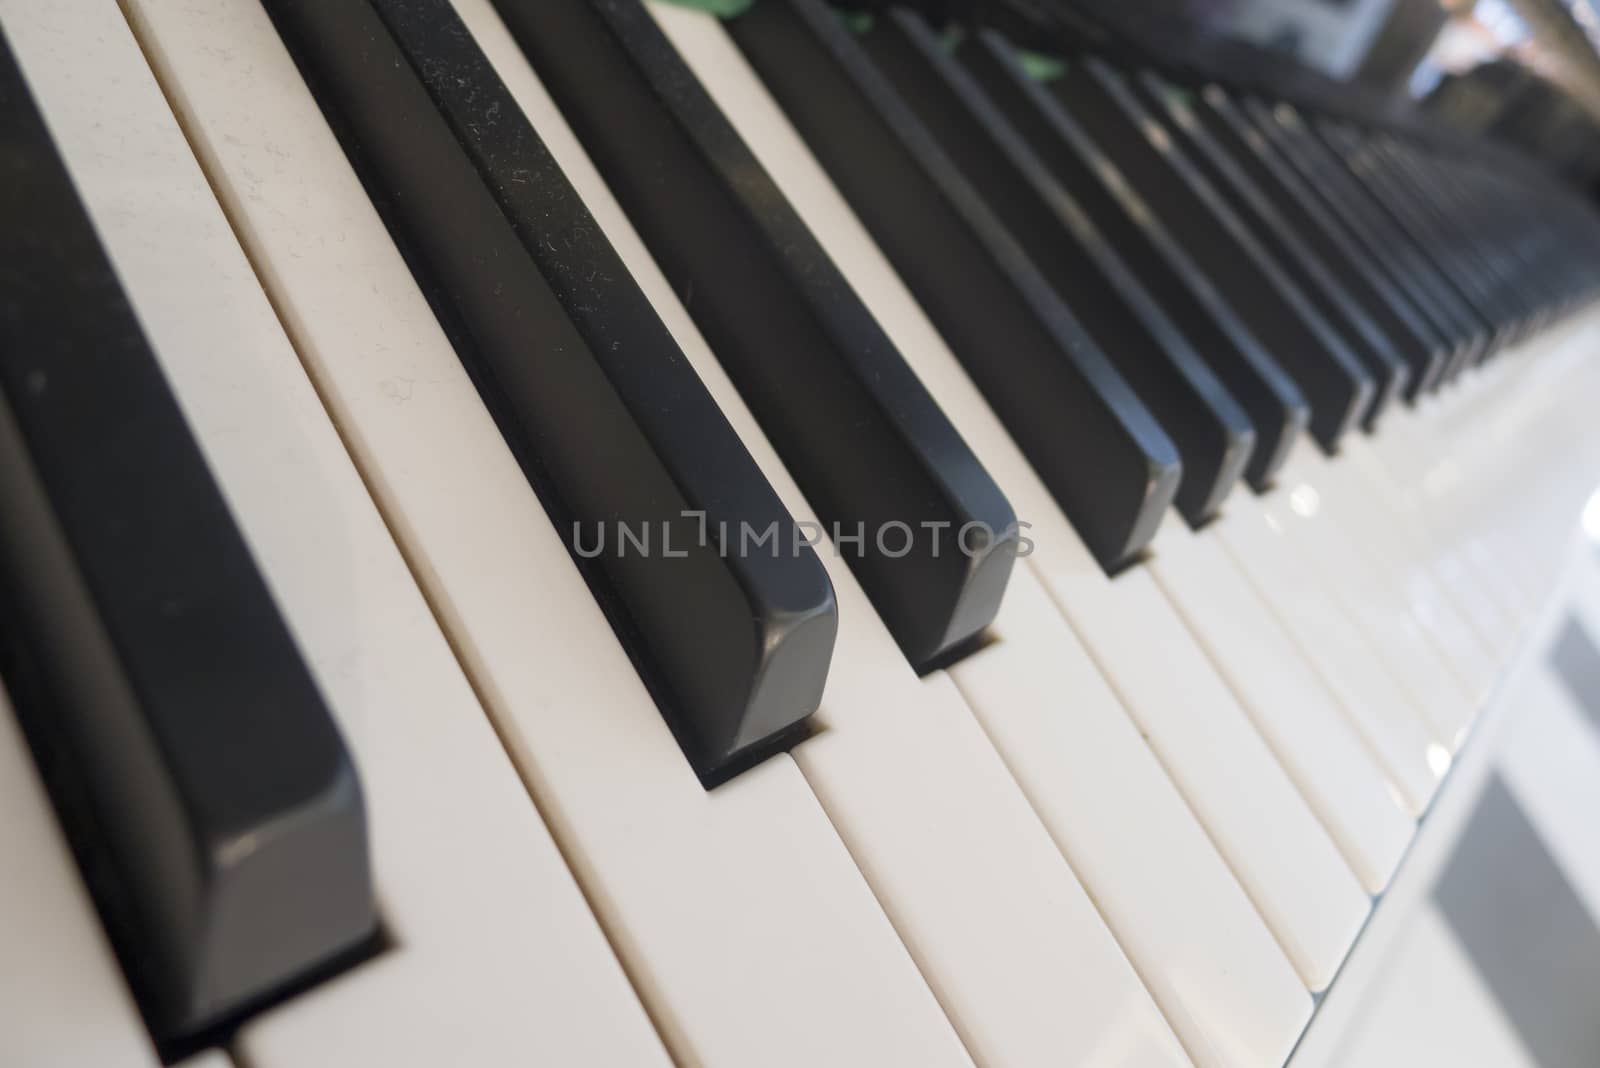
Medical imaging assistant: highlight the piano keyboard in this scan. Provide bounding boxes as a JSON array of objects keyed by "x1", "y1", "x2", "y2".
[{"x1": 3, "y1": 1, "x2": 1598, "y2": 1066}]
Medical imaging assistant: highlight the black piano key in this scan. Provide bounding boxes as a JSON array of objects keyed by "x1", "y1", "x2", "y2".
[
  {"x1": 485, "y1": 0, "x2": 1017, "y2": 672},
  {"x1": 957, "y1": 36, "x2": 1307, "y2": 494},
  {"x1": 1049, "y1": 58, "x2": 1384, "y2": 442},
  {"x1": 1188, "y1": 84, "x2": 1457, "y2": 398},
  {"x1": 728, "y1": 0, "x2": 1181, "y2": 572},
  {"x1": 1316, "y1": 124, "x2": 1519, "y2": 368},
  {"x1": 1349, "y1": 133, "x2": 1538, "y2": 344},
  {"x1": 1134, "y1": 71, "x2": 1446, "y2": 410},
  {"x1": 261, "y1": 0, "x2": 838, "y2": 782},
  {"x1": 1243, "y1": 99, "x2": 1494, "y2": 379},
  {"x1": 877, "y1": 23, "x2": 1258, "y2": 519},
  {"x1": 0, "y1": 35, "x2": 374, "y2": 1047}
]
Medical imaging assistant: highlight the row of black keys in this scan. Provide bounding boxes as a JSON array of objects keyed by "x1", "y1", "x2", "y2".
[{"x1": 2, "y1": 0, "x2": 1597, "y2": 1054}]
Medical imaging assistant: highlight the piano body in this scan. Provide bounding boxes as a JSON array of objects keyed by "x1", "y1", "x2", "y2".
[{"x1": 2, "y1": 0, "x2": 1599, "y2": 1065}]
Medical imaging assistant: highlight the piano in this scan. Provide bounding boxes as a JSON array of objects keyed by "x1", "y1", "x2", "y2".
[{"x1": 3, "y1": 1, "x2": 1599, "y2": 1065}]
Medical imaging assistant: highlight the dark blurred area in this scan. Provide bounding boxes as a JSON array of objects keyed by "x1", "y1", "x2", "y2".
[{"x1": 866, "y1": 0, "x2": 1600, "y2": 189}]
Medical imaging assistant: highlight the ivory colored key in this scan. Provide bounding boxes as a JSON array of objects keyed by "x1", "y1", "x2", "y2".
[
  {"x1": 124, "y1": 0, "x2": 974, "y2": 1063},
  {"x1": 1319, "y1": 436, "x2": 1505, "y2": 699},
  {"x1": 1147, "y1": 519, "x2": 1413, "y2": 892},
  {"x1": 0, "y1": 685, "x2": 163, "y2": 1068},
  {"x1": 459, "y1": 5, "x2": 1186, "y2": 1062},
  {"x1": 1349, "y1": 415, "x2": 1521, "y2": 662},
  {"x1": 1267, "y1": 453, "x2": 1476, "y2": 752},
  {"x1": 13, "y1": 3, "x2": 671, "y2": 1065},
  {"x1": 174, "y1": 1055, "x2": 235, "y2": 1068},
  {"x1": 1213, "y1": 504, "x2": 1448, "y2": 816},
  {"x1": 653, "y1": 8, "x2": 1313, "y2": 1065}
]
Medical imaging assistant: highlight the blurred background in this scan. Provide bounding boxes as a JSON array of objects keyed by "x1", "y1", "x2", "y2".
[{"x1": 1079, "y1": 0, "x2": 1600, "y2": 184}]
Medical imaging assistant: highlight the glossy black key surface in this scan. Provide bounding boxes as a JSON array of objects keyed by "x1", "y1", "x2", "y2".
[
  {"x1": 0, "y1": 35, "x2": 373, "y2": 1048},
  {"x1": 486, "y1": 0, "x2": 1017, "y2": 671},
  {"x1": 262, "y1": 0, "x2": 838, "y2": 781},
  {"x1": 1334, "y1": 129, "x2": 1532, "y2": 351},
  {"x1": 1051, "y1": 58, "x2": 1383, "y2": 442},
  {"x1": 728, "y1": 0, "x2": 1181, "y2": 572},
  {"x1": 1188, "y1": 84, "x2": 1457, "y2": 398},
  {"x1": 872, "y1": 20, "x2": 1256, "y2": 519},
  {"x1": 958, "y1": 34, "x2": 1308, "y2": 495},
  {"x1": 1310, "y1": 122, "x2": 1513, "y2": 377},
  {"x1": 1134, "y1": 71, "x2": 1442, "y2": 411},
  {"x1": 1244, "y1": 99, "x2": 1492, "y2": 377}
]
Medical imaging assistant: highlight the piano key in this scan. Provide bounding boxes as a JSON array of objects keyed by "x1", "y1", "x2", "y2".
[
  {"x1": 853, "y1": 13, "x2": 1251, "y2": 524},
  {"x1": 672, "y1": 11, "x2": 1314, "y2": 1063},
  {"x1": 956, "y1": 43, "x2": 1306, "y2": 495},
  {"x1": 485, "y1": 0, "x2": 1017, "y2": 673},
  {"x1": 1047, "y1": 57, "x2": 1385, "y2": 441},
  {"x1": 1146, "y1": 519, "x2": 1413, "y2": 892},
  {"x1": 1264, "y1": 453, "x2": 1476, "y2": 752},
  {"x1": 174, "y1": 1054, "x2": 234, "y2": 1068},
  {"x1": 723, "y1": 0, "x2": 1373, "y2": 996},
  {"x1": 726, "y1": 0, "x2": 1181, "y2": 573},
  {"x1": 1185, "y1": 83, "x2": 1457, "y2": 398},
  {"x1": 1314, "y1": 438, "x2": 1506, "y2": 698},
  {"x1": 125, "y1": 0, "x2": 972, "y2": 1062},
  {"x1": 1338, "y1": 133, "x2": 1528, "y2": 343},
  {"x1": 1243, "y1": 99, "x2": 1491, "y2": 376},
  {"x1": 0, "y1": 684, "x2": 164, "y2": 1068},
  {"x1": 1366, "y1": 401, "x2": 1530, "y2": 654},
  {"x1": 1212, "y1": 502, "x2": 1448, "y2": 816},
  {"x1": 1252, "y1": 105, "x2": 1496, "y2": 365},
  {"x1": 0, "y1": 20, "x2": 374, "y2": 1044},
  {"x1": 1135, "y1": 72, "x2": 1450, "y2": 406},
  {"x1": 948, "y1": 584, "x2": 1310, "y2": 1068},
  {"x1": 259, "y1": 0, "x2": 838, "y2": 782},
  {"x1": 21, "y1": 3, "x2": 674, "y2": 1064},
  {"x1": 1345, "y1": 133, "x2": 1535, "y2": 344},
  {"x1": 486, "y1": 5, "x2": 1193, "y2": 1060}
]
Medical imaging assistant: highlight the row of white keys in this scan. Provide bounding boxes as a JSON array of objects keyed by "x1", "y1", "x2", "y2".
[
  {"x1": 464, "y1": 4, "x2": 1189, "y2": 1063},
  {"x1": 1263, "y1": 451, "x2": 1476, "y2": 751},
  {"x1": 1309, "y1": 437, "x2": 1501, "y2": 701},
  {"x1": 114, "y1": 1, "x2": 975, "y2": 1065},
  {"x1": 1212, "y1": 496, "x2": 1448, "y2": 816},
  {"x1": 1288, "y1": 445, "x2": 1491, "y2": 712},
  {"x1": 5, "y1": 2, "x2": 674, "y2": 1064},
  {"x1": 1349, "y1": 403, "x2": 1523, "y2": 664},
  {"x1": 1145, "y1": 517, "x2": 1413, "y2": 891},
  {"x1": 0, "y1": 685, "x2": 164, "y2": 1068},
  {"x1": 653, "y1": 12, "x2": 1377, "y2": 1065}
]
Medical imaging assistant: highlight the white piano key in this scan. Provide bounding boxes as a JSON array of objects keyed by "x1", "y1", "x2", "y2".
[
  {"x1": 12, "y1": 3, "x2": 669, "y2": 1064},
  {"x1": 0, "y1": 687, "x2": 163, "y2": 1068},
  {"x1": 1148, "y1": 518, "x2": 1413, "y2": 892},
  {"x1": 949, "y1": 572, "x2": 1311, "y2": 1068},
  {"x1": 113, "y1": 1, "x2": 969, "y2": 1064},
  {"x1": 471, "y1": 4, "x2": 1184, "y2": 1062},
  {"x1": 176, "y1": 1054, "x2": 235, "y2": 1068},
  {"x1": 1043, "y1": 546, "x2": 1371, "y2": 991},
  {"x1": 1351, "y1": 408, "x2": 1522, "y2": 661},
  {"x1": 1267, "y1": 452, "x2": 1476, "y2": 752},
  {"x1": 1295, "y1": 444, "x2": 1498, "y2": 706},
  {"x1": 1213, "y1": 502, "x2": 1448, "y2": 816},
  {"x1": 649, "y1": 4, "x2": 1337, "y2": 1036}
]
